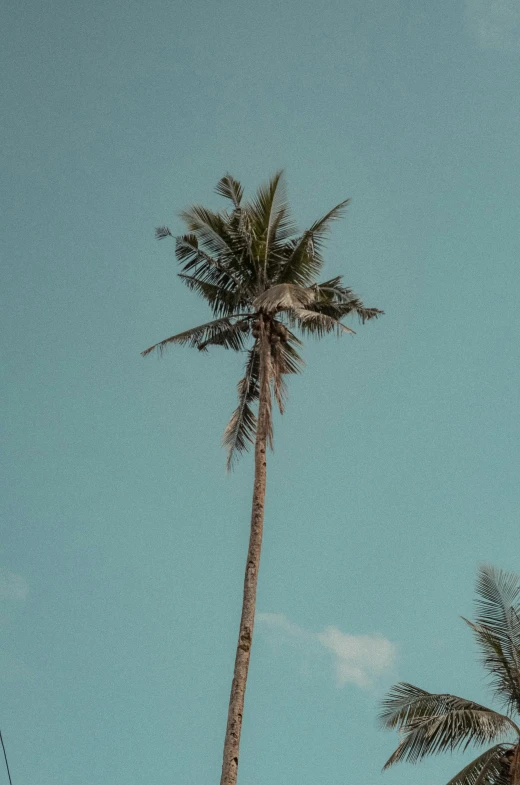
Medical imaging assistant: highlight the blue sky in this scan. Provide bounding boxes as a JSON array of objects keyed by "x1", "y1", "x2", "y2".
[{"x1": 2, "y1": 0, "x2": 520, "y2": 783}]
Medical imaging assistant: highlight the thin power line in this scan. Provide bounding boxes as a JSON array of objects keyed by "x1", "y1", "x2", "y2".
[{"x1": 0, "y1": 731, "x2": 13, "y2": 785}]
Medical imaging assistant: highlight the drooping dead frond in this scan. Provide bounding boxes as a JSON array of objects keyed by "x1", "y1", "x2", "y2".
[
  {"x1": 141, "y1": 315, "x2": 249, "y2": 356},
  {"x1": 352, "y1": 305, "x2": 384, "y2": 323},
  {"x1": 259, "y1": 334, "x2": 274, "y2": 452},
  {"x1": 253, "y1": 284, "x2": 315, "y2": 312},
  {"x1": 269, "y1": 343, "x2": 288, "y2": 415},
  {"x1": 223, "y1": 348, "x2": 260, "y2": 470},
  {"x1": 197, "y1": 321, "x2": 249, "y2": 352},
  {"x1": 276, "y1": 334, "x2": 305, "y2": 375}
]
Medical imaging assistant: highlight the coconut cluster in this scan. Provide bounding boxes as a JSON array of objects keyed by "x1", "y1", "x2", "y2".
[{"x1": 250, "y1": 317, "x2": 288, "y2": 344}]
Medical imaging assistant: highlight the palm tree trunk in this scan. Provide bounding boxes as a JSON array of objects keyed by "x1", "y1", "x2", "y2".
[
  {"x1": 511, "y1": 745, "x2": 520, "y2": 785},
  {"x1": 220, "y1": 337, "x2": 271, "y2": 785}
]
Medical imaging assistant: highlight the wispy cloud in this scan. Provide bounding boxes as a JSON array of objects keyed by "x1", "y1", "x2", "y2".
[
  {"x1": 257, "y1": 613, "x2": 396, "y2": 689},
  {"x1": 0, "y1": 568, "x2": 29, "y2": 602},
  {"x1": 465, "y1": 0, "x2": 520, "y2": 49}
]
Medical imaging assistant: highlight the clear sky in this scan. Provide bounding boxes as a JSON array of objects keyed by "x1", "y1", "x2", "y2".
[{"x1": 2, "y1": 0, "x2": 520, "y2": 783}]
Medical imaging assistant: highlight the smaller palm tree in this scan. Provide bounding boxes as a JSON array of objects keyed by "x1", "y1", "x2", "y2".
[{"x1": 380, "y1": 565, "x2": 520, "y2": 785}]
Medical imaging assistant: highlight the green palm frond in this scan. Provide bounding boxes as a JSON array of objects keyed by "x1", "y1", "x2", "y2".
[
  {"x1": 383, "y1": 709, "x2": 513, "y2": 769},
  {"x1": 179, "y1": 204, "x2": 238, "y2": 260},
  {"x1": 291, "y1": 309, "x2": 356, "y2": 337},
  {"x1": 463, "y1": 620, "x2": 520, "y2": 714},
  {"x1": 445, "y1": 744, "x2": 512, "y2": 785},
  {"x1": 175, "y1": 233, "x2": 244, "y2": 294},
  {"x1": 380, "y1": 682, "x2": 437, "y2": 728},
  {"x1": 155, "y1": 226, "x2": 173, "y2": 240},
  {"x1": 311, "y1": 278, "x2": 384, "y2": 323},
  {"x1": 381, "y1": 683, "x2": 516, "y2": 769},
  {"x1": 475, "y1": 565, "x2": 520, "y2": 679},
  {"x1": 141, "y1": 315, "x2": 249, "y2": 356},
  {"x1": 178, "y1": 275, "x2": 248, "y2": 317},
  {"x1": 223, "y1": 348, "x2": 260, "y2": 470},
  {"x1": 268, "y1": 204, "x2": 299, "y2": 248},
  {"x1": 307, "y1": 198, "x2": 351, "y2": 237},
  {"x1": 277, "y1": 199, "x2": 351, "y2": 286},
  {"x1": 175, "y1": 233, "x2": 225, "y2": 276},
  {"x1": 247, "y1": 170, "x2": 285, "y2": 240},
  {"x1": 277, "y1": 232, "x2": 323, "y2": 287},
  {"x1": 215, "y1": 174, "x2": 244, "y2": 208},
  {"x1": 246, "y1": 170, "x2": 298, "y2": 285},
  {"x1": 380, "y1": 684, "x2": 511, "y2": 731},
  {"x1": 175, "y1": 233, "x2": 203, "y2": 266}
]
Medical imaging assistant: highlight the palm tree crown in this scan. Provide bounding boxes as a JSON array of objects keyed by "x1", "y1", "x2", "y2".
[
  {"x1": 380, "y1": 565, "x2": 520, "y2": 785},
  {"x1": 142, "y1": 171, "x2": 383, "y2": 468}
]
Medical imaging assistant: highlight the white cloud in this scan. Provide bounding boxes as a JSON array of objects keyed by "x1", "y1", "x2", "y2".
[
  {"x1": 317, "y1": 626, "x2": 396, "y2": 687},
  {"x1": 0, "y1": 568, "x2": 29, "y2": 601},
  {"x1": 257, "y1": 612, "x2": 306, "y2": 638},
  {"x1": 257, "y1": 612, "x2": 396, "y2": 689},
  {"x1": 465, "y1": 0, "x2": 520, "y2": 49}
]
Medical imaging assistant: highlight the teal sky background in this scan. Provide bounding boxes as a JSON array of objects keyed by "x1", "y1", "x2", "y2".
[{"x1": 2, "y1": 0, "x2": 520, "y2": 783}]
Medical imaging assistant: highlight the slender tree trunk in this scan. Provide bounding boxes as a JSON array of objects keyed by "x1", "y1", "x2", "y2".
[
  {"x1": 220, "y1": 336, "x2": 271, "y2": 785},
  {"x1": 511, "y1": 744, "x2": 520, "y2": 785}
]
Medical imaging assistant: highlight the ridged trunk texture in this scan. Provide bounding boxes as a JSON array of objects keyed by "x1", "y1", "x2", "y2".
[
  {"x1": 511, "y1": 745, "x2": 520, "y2": 785},
  {"x1": 220, "y1": 337, "x2": 270, "y2": 785}
]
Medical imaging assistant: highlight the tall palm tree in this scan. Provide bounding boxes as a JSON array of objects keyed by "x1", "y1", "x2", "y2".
[
  {"x1": 380, "y1": 565, "x2": 520, "y2": 785},
  {"x1": 142, "y1": 172, "x2": 382, "y2": 785}
]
